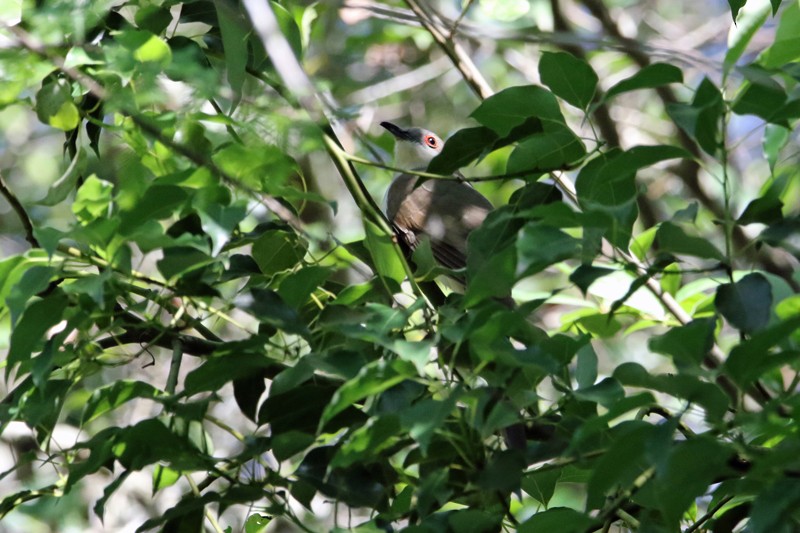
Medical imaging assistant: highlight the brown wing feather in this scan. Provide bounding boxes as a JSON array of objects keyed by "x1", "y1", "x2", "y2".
[{"x1": 386, "y1": 174, "x2": 492, "y2": 271}]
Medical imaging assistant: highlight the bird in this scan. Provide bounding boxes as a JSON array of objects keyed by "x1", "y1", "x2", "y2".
[
  {"x1": 380, "y1": 121, "x2": 527, "y2": 452},
  {"x1": 380, "y1": 121, "x2": 494, "y2": 274}
]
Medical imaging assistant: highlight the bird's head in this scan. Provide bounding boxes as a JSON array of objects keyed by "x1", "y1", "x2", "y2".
[{"x1": 380, "y1": 121, "x2": 443, "y2": 170}]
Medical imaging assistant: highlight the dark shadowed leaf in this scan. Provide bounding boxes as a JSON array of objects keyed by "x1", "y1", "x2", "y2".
[
  {"x1": 666, "y1": 77, "x2": 724, "y2": 155},
  {"x1": 614, "y1": 363, "x2": 729, "y2": 421},
  {"x1": 519, "y1": 507, "x2": 594, "y2": 533},
  {"x1": 655, "y1": 222, "x2": 726, "y2": 261},
  {"x1": 251, "y1": 230, "x2": 307, "y2": 275},
  {"x1": 649, "y1": 318, "x2": 716, "y2": 369},
  {"x1": 569, "y1": 264, "x2": 615, "y2": 295},
  {"x1": 728, "y1": 0, "x2": 747, "y2": 22},
  {"x1": 522, "y1": 468, "x2": 561, "y2": 506},
  {"x1": 233, "y1": 375, "x2": 266, "y2": 423},
  {"x1": 724, "y1": 314, "x2": 800, "y2": 386},
  {"x1": 516, "y1": 223, "x2": 580, "y2": 279},
  {"x1": 427, "y1": 126, "x2": 498, "y2": 175},
  {"x1": 604, "y1": 63, "x2": 683, "y2": 102},
  {"x1": 715, "y1": 273, "x2": 772, "y2": 333}
]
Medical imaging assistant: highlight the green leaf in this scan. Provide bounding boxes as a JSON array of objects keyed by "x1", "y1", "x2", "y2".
[
  {"x1": 184, "y1": 351, "x2": 273, "y2": 395},
  {"x1": 331, "y1": 415, "x2": 402, "y2": 468},
  {"x1": 758, "y1": 1, "x2": 800, "y2": 68},
  {"x1": 655, "y1": 222, "x2": 726, "y2": 261},
  {"x1": 245, "y1": 513, "x2": 272, "y2": 533},
  {"x1": 604, "y1": 63, "x2": 683, "y2": 101},
  {"x1": 35, "y1": 78, "x2": 79, "y2": 131},
  {"x1": 715, "y1": 272, "x2": 773, "y2": 333},
  {"x1": 653, "y1": 437, "x2": 733, "y2": 527},
  {"x1": 5, "y1": 265, "x2": 56, "y2": 325},
  {"x1": 8, "y1": 292, "x2": 69, "y2": 370},
  {"x1": 575, "y1": 343, "x2": 598, "y2": 389},
  {"x1": 259, "y1": 384, "x2": 337, "y2": 435},
  {"x1": 234, "y1": 375, "x2": 266, "y2": 423},
  {"x1": 216, "y1": 0, "x2": 247, "y2": 101},
  {"x1": 516, "y1": 223, "x2": 579, "y2": 279},
  {"x1": 36, "y1": 148, "x2": 86, "y2": 206},
  {"x1": 576, "y1": 146, "x2": 689, "y2": 248},
  {"x1": 732, "y1": 68, "x2": 788, "y2": 122},
  {"x1": 738, "y1": 195, "x2": 784, "y2": 225},
  {"x1": 539, "y1": 52, "x2": 598, "y2": 110},
  {"x1": 0, "y1": 0, "x2": 21, "y2": 25},
  {"x1": 569, "y1": 264, "x2": 615, "y2": 295},
  {"x1": 270, "y1": 1, "x2": 303, "y2": 59},
  {"x1": 614, "y1": 363, "x2": 729, "y2": 421},
  {"x1": 197, "y1": 200, "x2": 247, "y2": 256},
  {"x1": 213, "y1": 143, "x2": 297, "y2": 191},
  {"x1": 363, "y1": 219, "x2": 404, "y2": 283},
  {"x1": 320, "y1": 359, "x2": 417, "y2": 427},
  {"x1": 727, "y1": 0, "x2": 748, "y2": 22},
  {"x1": 522, "y1": 468, "x2": 561, "y2": 506},
  {"x1": 577, "y1": 146, "x2": 687, "y2": 209},
  {"x1": 116, "y1": 28, "x2": 172, "y2": 65},
  {"x1": 506, "y1": 120, "x2": 586, "y2": 173},
  {"x1": 649, "y1": 318, "x2": 716, "y2": 369},
  {"x1": 470, "y1": 85, "x2": 563, "y2": 137},
  {"x1": 277, "y1": 265, "x2": 332, "y2": 308},
  {"x1": 157, "y1": 246, "x2": 215, "y2": 281},
  {"x1": 519, "y1": 507, "x2": 594, "y2": 533},
  {"x1": 666, "y1": 77, "x2": 724, "y2": 156},
  {"x1": 135, "y1": 4, "x2": 172, "y2": 33},
  {"x1": 586, "y1": 421, "x2": 654, "y2": 509},
  {"x1": 464, "y1": 243, "x2": 516, "y2": 306},
  {"x1": 749, "y1": 478, "x2": 800, "y2": 533},
  {"x1": 251, "y1": 230, "x2": 307, "y2": 275},
  {"x1": 82, "y1": 381, "x2": 164, "y2": 424},
  {"x1": 724, "y1": 314, "x2": 800, "y2": 387},
  {"x1": 238, "y1": 288, "x2": 308, "y2": 336},
  {"x1": 762, "y1": 124, "x2": 790, "y2": 171},
  {"x1": 725, "y1": 0, "x2": 771, "y2": 73},
  {"x1": 448, "y1": 509, "x2": 503, "y2": 533},
  {"x1": 427, "y1": 126, "x2": 498, "y2": 175},
  {"x1": 73, "y1": 175, "x2": 114, "y2": 224},
  {"x1": 574, "y1": 377, "x2": 625, "y2": 408},
  {"x1": 153, "y1": 465, "x2": 181, "y2": 492},
  {"x1": 120, "y1": 184, "x2": 189, "y2": 235},
  {"x1": 111, "y1": 419, "x2": 211, "y2": 471}
]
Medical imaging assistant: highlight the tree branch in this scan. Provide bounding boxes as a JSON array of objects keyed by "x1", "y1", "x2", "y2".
[{"x1": 0, "y1": 171, "x2": 38, "y2": 248}]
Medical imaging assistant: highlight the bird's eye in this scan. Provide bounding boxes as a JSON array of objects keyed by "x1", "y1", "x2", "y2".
[{"x1": 425, "y1": 136, "x2": 438, "y2": 148}]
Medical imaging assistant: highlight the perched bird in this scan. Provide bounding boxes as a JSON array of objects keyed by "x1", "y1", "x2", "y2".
[
  {"x1": 380, "y1": 121, "x2": 494, "y2": 273},
  {"x1": 381, "y1": 121, "x2": 526, "y2": 452}
]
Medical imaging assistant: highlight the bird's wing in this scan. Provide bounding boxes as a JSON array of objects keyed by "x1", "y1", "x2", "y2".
[{"x1": 386, "y1": 175, "x2": 493, "y2": 272}]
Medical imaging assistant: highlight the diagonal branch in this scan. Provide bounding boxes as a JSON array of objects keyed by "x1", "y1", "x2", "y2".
[
  {"x1": 0, "y1": 171, "x2": 39, "y2": 248},
  {"x1": 402, "y1": 0, "x2": 494, "y2": 99}
]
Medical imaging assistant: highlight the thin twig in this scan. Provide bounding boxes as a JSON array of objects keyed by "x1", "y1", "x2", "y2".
[
  {"x1": 0, "y1": 171, "x2": 39, "y2": 247},
  {"x1": 685, "y1": 494, "x2": 734, "y2": 533}
]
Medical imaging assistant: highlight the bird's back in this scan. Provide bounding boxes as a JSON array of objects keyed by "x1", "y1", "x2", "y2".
[{"x1": 386, "y1": 174, "x2": 493, "y2": 270}]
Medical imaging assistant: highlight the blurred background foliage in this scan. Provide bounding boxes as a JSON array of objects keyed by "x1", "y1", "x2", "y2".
[{"x1": 0, "y1": 0, "x2": 799, "y2": 531}]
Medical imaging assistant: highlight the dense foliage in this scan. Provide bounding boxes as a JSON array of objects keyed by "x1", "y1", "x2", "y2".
[{"x1": 1, "y1": 0, "x2": 799, "y2": 531}]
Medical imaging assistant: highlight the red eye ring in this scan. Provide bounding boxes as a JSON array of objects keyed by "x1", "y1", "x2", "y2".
[{"x1": 425, "y1": 136, "x2": 438, "y2": 148}]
